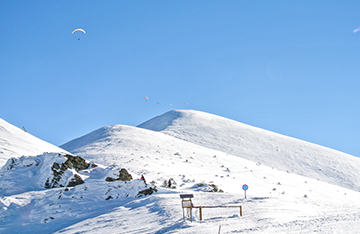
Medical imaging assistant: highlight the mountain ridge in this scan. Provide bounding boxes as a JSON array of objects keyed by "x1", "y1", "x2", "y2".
[
  {"x1": 3, "y1": 110, "x2": 360, "y2": 233},
  {"x1": 0, "y1": 118, "x2": 68, "y2": 166},
  {"x1": 137, "y1": 109, "x2": 360, "y2": 190}
]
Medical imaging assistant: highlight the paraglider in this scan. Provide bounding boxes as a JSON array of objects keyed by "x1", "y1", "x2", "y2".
[
  {"x1": 144, "y1": 96, "x2": 149, "y2": 101},
  {"x1": 72, "y1": 28, "x2": 86, "y2": 34},
  {"x1": 354, "y1": 27, "x2": 360, "y2": 33},
  {"x1": 72, "y1": 28, "x2": 86, "y2": 40}
]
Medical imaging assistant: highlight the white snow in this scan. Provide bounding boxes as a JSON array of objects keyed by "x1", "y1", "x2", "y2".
[
  {"x1": 138, "y1": 110, "x2": 360, "y2": 191},
  {"x1": 1, "y1": 110, "x2": 360, "y2": 233},
  {"x1": 0, "y1": 118, "x2": 68, "y2": 166}
]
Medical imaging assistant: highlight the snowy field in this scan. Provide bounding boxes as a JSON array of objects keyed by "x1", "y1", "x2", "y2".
[{"x1": 1, "y1": 110, "x2": 360, "y2": 233}]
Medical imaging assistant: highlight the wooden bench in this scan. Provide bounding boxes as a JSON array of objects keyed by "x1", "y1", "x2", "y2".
[
  {"x1": 192, "y1": 205, "x2": 242, "y2": 221},
  {"x1": 180, "y1": 194, "x2": 242, "y2": 222}
]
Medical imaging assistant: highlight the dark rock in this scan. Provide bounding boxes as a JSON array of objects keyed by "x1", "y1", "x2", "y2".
[
  {"x1": 136, "y1": 187, "x2": 158, "y2": 197},
  {"x1": 105, "y1": 177, "x2": 116, "y2": 182},
  {"x1": 68, "y1": 174, "x2": 85, "y2": 187},
  {"x1": 209, "y1": 184, "x2": 218, "y2": 192},
  {"x1": 106, "y1": 168, "x2": 133, "y2": 182},
  {"x1": 45, "y1": 162, "x2": 64, "y2": 188},
  {"x1": 64, "y1": 154, "x2": 90, "y2": 171},
  {"x1": 44, "y1": 154, "x2": 87, "y2": 188},
  {"x1": 119, "y1": 168, "x2": 133, "y2": 181}
]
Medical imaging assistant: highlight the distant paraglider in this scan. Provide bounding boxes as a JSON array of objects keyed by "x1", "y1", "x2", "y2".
[
  {"x1": 72, "y1": 28, "x2": 86, "y2": 40},
  {"x1": 72, "y1": 28, "x2": 86, "y2": 34},
  {"x1": 142, "y1": 96, "x2": 188, "y2": 107}
]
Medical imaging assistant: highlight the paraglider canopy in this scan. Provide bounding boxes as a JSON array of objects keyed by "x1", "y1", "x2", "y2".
[
  {"x1": 72, "y1": 28, "x2": 86, "y2": 34},
  {"x1": 144, "y1": 97, "x2": 149, "y2": 101}
]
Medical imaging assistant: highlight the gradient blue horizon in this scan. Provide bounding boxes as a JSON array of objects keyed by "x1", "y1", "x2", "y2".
[{"x1": 1, "y1": 1, "x2": 360, "y2": 157}]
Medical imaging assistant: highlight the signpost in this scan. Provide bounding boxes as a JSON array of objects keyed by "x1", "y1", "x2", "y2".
[
  {"x1": 242, "y1": 184, "x2": 248, "y2": 199},
  {"x1": 180, "y1": 194, "x2": 194, "y2": 221}
]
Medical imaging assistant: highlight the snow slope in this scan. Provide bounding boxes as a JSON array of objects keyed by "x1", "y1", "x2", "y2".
[
  {"x1": 138, "y1": 110, "x2": 360, "y2": 191},
  {"x1": 2, "y1": 110, "x2": 360, "y2": 233},
  {"x1": 0, "y1": 153, "x2": 153, "y2": 234},
  {"x1": 0, "y1": 118, "x2": 68, "y2": 166}
]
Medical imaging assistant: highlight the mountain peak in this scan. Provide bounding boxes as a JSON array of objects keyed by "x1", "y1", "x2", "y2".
[
  {"x1": 137, "y1": 109, "x2": 184, "y2": 131},
  {"x1": 138, "y1": 109, "x2": 360, "y2": 191}
]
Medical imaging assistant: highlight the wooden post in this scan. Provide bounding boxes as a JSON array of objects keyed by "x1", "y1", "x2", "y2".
[
  {"x1": 190, "y1": 208, "x2": 192, "y2": 222},
  {"x1": 199, "y1": 207, "x2": 202, "y2": 221},
  {"x1": 240, "y1": 206, "x2": 242, "y2": 216}
]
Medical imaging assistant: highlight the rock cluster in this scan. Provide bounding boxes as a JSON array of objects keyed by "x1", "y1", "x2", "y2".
[
  {"x1": 106, "y1": 168, "x2": 133, "y2": 182},
  {"x1": 1, "y1": 153, "x2": 158, "y2": 200},
  {"x1": 45, "y1": 154, "x2": 97, "y2": 188}
]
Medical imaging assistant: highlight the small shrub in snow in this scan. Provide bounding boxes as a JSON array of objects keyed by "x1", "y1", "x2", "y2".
[{"x1": 193, "y1": 183, "x2": 223, "y2": 192}]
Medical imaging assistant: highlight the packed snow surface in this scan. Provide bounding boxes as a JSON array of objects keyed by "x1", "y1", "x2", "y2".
[
  {"x1": 0, "y1": 118, "x2": 68, "y2": 166},
  {"x1": 2, "y1": 110, "x2": 360, "y2": 233}
]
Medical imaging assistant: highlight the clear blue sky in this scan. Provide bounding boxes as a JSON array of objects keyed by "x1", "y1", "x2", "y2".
[{"x1": 1, "y1": 1, "x2": 360, "y2": 157}]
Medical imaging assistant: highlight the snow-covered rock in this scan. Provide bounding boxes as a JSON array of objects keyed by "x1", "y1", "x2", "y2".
[
  {"x1": 0, "y1": 153, "x2": 154, "y2": 197},
  {"x1": 0, "y1": 153, "x2": 83, "y2": 194}
]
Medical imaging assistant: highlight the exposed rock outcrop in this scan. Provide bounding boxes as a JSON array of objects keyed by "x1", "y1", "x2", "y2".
[
  {"x1": 64, "y1": 154, "x2": 97, "y2": 171},
  {"x1": 44, "y1": 154, "x2": 99, "y2": 188},
  {"x1": 0, "y1": 153, "x2": 158, "y2": 201},
  {"x1": 106, "y1": 168, "x2": 133, "y2": 182},
  {"x1": 136, "y1": 187, "x2": 158, "y2": 197}
]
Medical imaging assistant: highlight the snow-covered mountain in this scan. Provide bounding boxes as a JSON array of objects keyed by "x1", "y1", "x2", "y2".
[
  {"x1": 2, "y1": 110, "x2": 360, "y2": 233},
  {"x1": 138, "y1": 110, "x2": 360, "y2": 191},
  {"x1": 0, "y1": 118, "x2": 68, "y2": 166}
]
